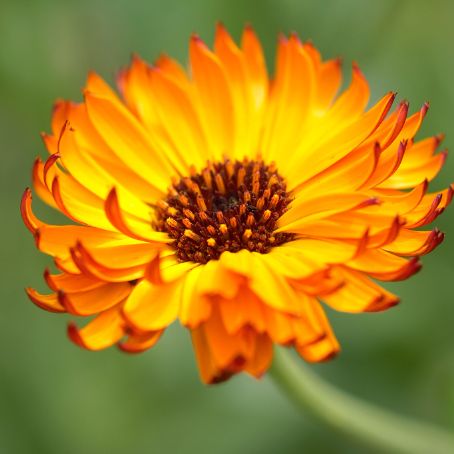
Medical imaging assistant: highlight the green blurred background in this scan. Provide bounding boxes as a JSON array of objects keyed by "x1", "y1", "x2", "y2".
[{"x1": 1, "y1": 0, "x2": 454, "y2": 452}]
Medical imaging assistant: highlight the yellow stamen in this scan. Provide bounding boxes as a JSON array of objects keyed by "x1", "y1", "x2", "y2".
[{"x1": 184, "y1": 229, "x2": 201, "y2": 242}]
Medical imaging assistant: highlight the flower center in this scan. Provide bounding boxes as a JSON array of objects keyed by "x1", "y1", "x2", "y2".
[{"x1": 155, "y1": 158, "x2": 294, "y2": 264}]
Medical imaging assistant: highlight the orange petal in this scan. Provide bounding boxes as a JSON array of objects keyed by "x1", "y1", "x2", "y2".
[
  {"x1": 243, "y1": 333, "x2": 273, "y2": 378},
  {"x1": 105, "y1": 188, "x2": 170, "y2": 243},
  {"x1": 372, "y1": 180, "x2": 428, "y2": 215},
  {"x1": 71, "y1": 248, "x2": 146, "y2": 282},
  {"x1": 189, "y1": 35, "x2": 234, "y2": 162},
  {"x1": 218, "y1": 286, "x2": 266, "y2": 335},
  {"x1": 44, "y1": 269, "x2": 104, "y2": 293},
  {"x1": 380, "y1": 151, "x2": 447, "y2": 189},
  {"x1": 261, "y1": 34, "x2": 316, "y2": 162},
  {"x1": 279, "y1": 192, "x2": 378, "y2": 230},
  {"x1": 59, "y1": 282, "x2": 131, "y2": 316},
  {"x1": 149, "y1": 67, "x2": 209, "y2": 169},
  {"x1": 25, "y1": 288, "x2": 65, "y2": 313},
  {"x1": 77, "y1": 240, "x2": 160, "y2": 269},
  {"x1": 322, "y1": 267, "x2": 399, "y2": 313},
  {"x1": 84, "y1": 91, "x2": 175, "y2": 191},
  {"x1": 292, "y1": 143, "x2": 379, "y2": 197},
  {"x1": 68, "y1": 306, "x2": 125, "y2": 351},
  {"x1": 400, "y1": 134, "x2": 444, "y2": 168},
  {"x1": 247, "y1": 253, "x2": 311, "y2": 315},
  {"x1": 155, "y1": 54, "x2": 189, "y2": 85},
  {"x1": 179, "y1": 266, "x2": 212, "y2": 328},
  {"x1": 297, "y1": 334, "x2": 340, "y2": 362},
  {"x1": 214, "y1": 23, "x2": 263, "y2": 160},
  {"x1": 348, "y1": 249, "x2": 421, "y2": 281},
  {"x1": 315, "y1": 57, "x2": 342, "y2": 111},
  {"x1": 384, "y1": 228, "x2": 444, "y2": 256},
  {"x1": 118, "y1": 329, "x2": 163, "y2": 353},
  {"x1": 85, "y1": 71, "x2": 122, "y2": 103},
  {"x1": 117, "y1": 55, "x2": 157, "y2": 125},
  {"x1": 278, "y1": 238, "x2": 359, "y2": 266},
  {"x1": 123, "y1": 278, "x2": 183, "y2": 331},
  {"x1": 296, "y1": 301, "x2": 340, "y2": 361},
  {"x1": 286, "y1": 91, "x2": 393, "y2": 189},
  {"x1": 35, "y1": 223, "x2": 132, "y2": 258},
  {"x1": 241, "y1": 25, "x2": 268, "y2": 107},
  {"x1": 31, "y1": 157, "x2": 58, "y2": 208},
  {"x1": 202, "y1": 307, "x2": 255, "y2": 371},
  {"x1": 326, "y1": 63, "x2": 370, "y2": 120},
  {"x1": 21, "y1": 188, "x2": 43, "y2": 234},
  {"x1": 50, "y1": 99, "x2": 72, "y2": 138},
  {"x1": 191, "y1": 325, "x2": 231, "y2": 384},
  {"x1": 51, "y1": 174, "x2": 115, "y2": 230},
  {"x1": 58, "y1": 126, "x2": 154, "y2": 221},
  {"x1": 63, "y1": 100, "x2": 161, "y2": 203}
]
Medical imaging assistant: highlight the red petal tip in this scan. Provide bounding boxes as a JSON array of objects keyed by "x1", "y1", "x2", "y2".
[
  {"x1": 67, "y1": 322, "x2": 86, "y2": 349},
  {"x1": 277, "y1": 32, "x2": 288, "y2": 44},
  {"x1": 51, "y1": 99, "x2": 65, "y2": 114},
  {"x1": 130, "y1": 51, "x2": 142, "y2": 63},
  {"x1": 289, "y1": 32, "x2": 301, "y2": 44},
  {"x1": 20, "y1": 188, "x2": 38, "y2": 234},
  {"x1": 352, "y1": 61, "x2": 364, "y2": 76},
  {"x1": 190, "y1": 33, "x2": 203, "y2": 43},
  {"x1": 43, "y1": 268, "x2": 58, "y2": 292},
  {"x1": 420, "y1": 102, "x2": 430, "y2": 117},
  {"x1": 43, "y1": 152, "x2": 60, "y2": 177},
  {"x1": 435, "y1": 133, "x2": 445, "y2": 145},
  {"x1": 25, "y1": 287, "x2": 65, "y2": 313}
]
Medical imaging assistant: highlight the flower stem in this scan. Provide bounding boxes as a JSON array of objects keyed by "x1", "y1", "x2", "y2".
[{"x1": 269, "y1": 347, "x2": 454, "y2": 454}]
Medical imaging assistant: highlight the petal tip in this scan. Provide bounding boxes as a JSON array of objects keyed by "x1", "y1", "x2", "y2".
[{"x1": 67, "y1": 322, "x2": 86, "y2": 349}]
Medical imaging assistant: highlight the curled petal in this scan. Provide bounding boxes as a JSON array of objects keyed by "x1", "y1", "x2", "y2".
[
  {"x1": 296, "y1": 301, "x2": 340, "y2": 361},
  {"x1": 44, "y1": 269, "x2": 104, "y2": 293},
  {"x1": 348, "y1": 250, "x2": 422, "y2": 282},
  {"x1": 385, "y1": 229, "x2": 444, "y2": 256},
  {"x1": 323, "y1": 267, "x2": 399, "y2": 313},
  {"x1": 105, "y1": 188, "x2": 171, "y2": 243},
  {"x1": 25, "y1": 288, "x2": 65, "y2": 313},
  {"x1": 58, "y1": 283, "x2": 131, "y2": 316},
  {"x1": 191, "y1": 307, "x2": 271, "y2": 384},
  {"x1": 68, "y1": 307, "x2": 125, "y2": 351},
  {"x1": 118, "y1": 329, "x2": 163, "y2": 353},
  {"x1": 20, "y1": 188, "x2": 43, "y2": 234},
  {"x1": 123, "y1": 278, "x2": 183, "y2": 331}
]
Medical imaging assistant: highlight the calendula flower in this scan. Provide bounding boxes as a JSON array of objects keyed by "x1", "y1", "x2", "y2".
[{"x1": 22, "y1": 24, "x2": 451, "y2": 384}]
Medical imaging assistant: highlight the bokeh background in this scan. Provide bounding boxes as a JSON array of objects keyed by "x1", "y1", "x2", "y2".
[{"x1": 1, "y1": 0, "x2": 454, "y2": 452}]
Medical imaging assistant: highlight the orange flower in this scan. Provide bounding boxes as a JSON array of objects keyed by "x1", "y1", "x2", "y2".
[{"x1": 22, "y1": 25, "x2": 451, "y2": 383}]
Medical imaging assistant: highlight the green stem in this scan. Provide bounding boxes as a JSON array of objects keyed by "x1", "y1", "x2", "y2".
[{"x1": 269, "y1": 347, "x2": 454, "y2": 454}]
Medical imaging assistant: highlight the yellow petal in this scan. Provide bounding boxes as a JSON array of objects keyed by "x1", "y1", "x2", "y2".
[
  {"x1": 68, "y1": 306, "x2": 125, "y2": 351},
  {"x1": 84, "y1": 92, "x2": 175, "y2": 191},
  {"x1": 123, "y1": 278, "x2": 183, "y2": 331},
  {"x1": 60, "y1": 282, "x2": 131, "y2": 316},
  {"x1": 189, "y1": 35, "x2": 234, "y2": 161}
]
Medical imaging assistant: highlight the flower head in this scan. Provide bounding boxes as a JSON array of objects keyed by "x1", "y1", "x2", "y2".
[{"x1": 22, "y1": 24, "x2": 451, "y2": 383}]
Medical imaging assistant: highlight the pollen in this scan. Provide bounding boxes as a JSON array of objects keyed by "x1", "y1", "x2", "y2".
[{"x1": 155, "y1": 158, "x2": 294, "y2": 263}]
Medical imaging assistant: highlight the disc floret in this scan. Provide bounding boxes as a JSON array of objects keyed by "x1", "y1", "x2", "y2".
[{"x1": 155, "y1": 158, "x2": 294, "y2": 263}]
